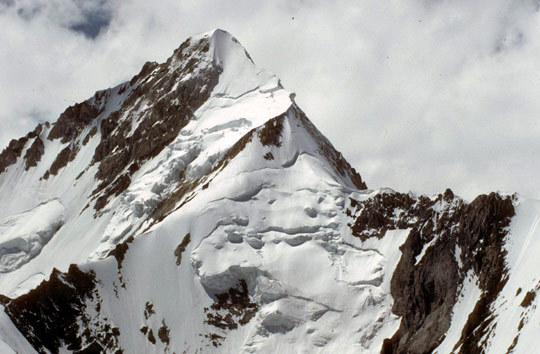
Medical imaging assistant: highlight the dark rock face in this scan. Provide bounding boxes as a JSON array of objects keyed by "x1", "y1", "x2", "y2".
[
  {"x1": 1, "y1": 36, "x2": 223, "y2": 220},
  {"x1": 107, "y1": 235, "x2": 135, "y2": 271},
  {"x1": 43, "y1": 145, "x2": 79, "y2": 179},
  {"x1": 452, "y1": 193, "x2": 515, "y2": 354},
  {"x1": 348, "y1": 191, "x2": 515, "y2": 354},
  {"x1": 2, "y1": 264, "x2": 122, "y2": 354},
  {"x1": 520, "y1": 291, "x2": 535, "y2": 308},
  {"x1": 47, "y1": 99, "x2": 102, "y2": 144},
  {"x1": 139, "y1": 302, "x2": 160, "y2": 345},
  {"x1": 174, "y1": 233, "x2": 191, "y2": 265},
  {"x1": 384, "y1": 202, "x2": 463, "y2": 353},
  {"x1": 349, "y1": 190, "x2": 462, "y2": 353},
  {"x1": 0, "y1": 124, "x2": 43, "y2": 174},
  {"x1": 0, "y1": 137, "x2": 28, "y2": 173},
  {"x1": 258, "y1": 115, "x2": 284, "y2": 147},
  {"x1": 348, "y1": 192, "x2": 431, "y2": 241},
  {"x1": 24, "y1": 136, "x2": 45, "y2": 170},
  {"x1": 204, "y1": 279, "x2": 259, "y2": 347},
  {"x1": 157, "y1": 320, "x2": 171, "y2": 345},
  {"x1": 90, "y1": 37, "x2": 222, "y2": 211}
]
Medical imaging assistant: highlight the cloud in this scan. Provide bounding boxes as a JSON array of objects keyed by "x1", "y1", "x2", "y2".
[
  {"x1": 1, "y1": 0, "x2": 540, "y2": 200},
  {"x1": 12, "y1": 0, "x2": 114, "y2": 37},
  {"x1": 68, "y1": 0, "x2": 114, "y2": 39},
  {"x1": 0, "y1": 0, "x2": 13, "y2": 7}
]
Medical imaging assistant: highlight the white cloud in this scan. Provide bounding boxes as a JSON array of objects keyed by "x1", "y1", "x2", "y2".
[{"x1": 1, "y1": 0, "x2": 540, "y2": 200}]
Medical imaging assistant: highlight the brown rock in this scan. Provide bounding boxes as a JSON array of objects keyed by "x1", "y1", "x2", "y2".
[
  {"x1": 380, "y1": 192, "x2": 515, "y2": 354},
  {"x1": 43, "y1": 145, "x2": 79, "y2": 179},
  {"x1": 90, "y1": 37, "x2": 222, "y2": 211},
  {"x1": 48, "y1": 101, "x2": 102, "y2": 143},
  {"x1": 24, "y1": 136, "x2": 45, "y2": 170},
  {"x1": 0, "y1": 123, "x2": 43, "y2": 173}
]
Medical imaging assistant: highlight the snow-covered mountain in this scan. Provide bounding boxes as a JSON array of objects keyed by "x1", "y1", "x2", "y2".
[{"x1": 0, "y1": 29, "x2": 538, "y2": 354}]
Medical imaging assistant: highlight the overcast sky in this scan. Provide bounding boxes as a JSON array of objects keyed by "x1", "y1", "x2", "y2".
[{"x1": 1, "y1": 0, "x2": 540, "y2": 200}]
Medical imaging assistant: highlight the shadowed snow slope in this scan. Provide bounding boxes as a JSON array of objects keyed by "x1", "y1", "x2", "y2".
[{"x1": 0, "y1": 30, "x2": 537, "y2": 354}]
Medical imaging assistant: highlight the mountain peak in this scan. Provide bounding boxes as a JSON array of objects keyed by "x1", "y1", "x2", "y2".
[
  {"x1": 1, "y1": 29, "x2": 539, "y2": 354},
  {"x1": 0, "y1": 30, "x2": 375, "y2": 353},
  {"x1": 190, "y1": 28, "x2": 255, "y2": 66},
  {"x1": 209, "y1": 28, "x2": 255, "y2": 65},
  {"x1": 169, "y1": 29, "x2": 274, "y2": 98}
]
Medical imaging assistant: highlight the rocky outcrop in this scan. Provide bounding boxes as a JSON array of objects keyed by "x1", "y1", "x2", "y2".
[
  {"x1": 451, "y1": 193, "x2": 515, "y2": 353},
  {"x1": 348, "y1": 192, "x2": 429, "y2": 241},
  {"x1": 0, "y1": 137, "x2": 28, "y2": 173},
  {"x1": 203, "y1": 279, "x2": 259, "y2": 347},
  {"x1": 258, "y1": 114, "x2": 284, "y2": 147},
  {"x1": 174, "y1": 233, "x2": 191, "y2": 265},
  {"x1": 107, "y1": 235, "x2": 135, "y2": 271},
  {"x1": 0, "y1": 124, "x2": 43, "y2": 174},
  {"x1": 43, "y1": 145, "x2": 79, "y2": 179},
  {"x1": 382, "y1": 195, "x2": 464, "y2": 354},
  {"x1": 1, "y1": 264, "x2": 122, "y2": 354},
  {"x1": 24, "y1": 136, "x2": 45, "y2": 170},
  {"x1": 47, "y1": 100, "x2": 102, "y2": 144},
  {"x1": 90, "y1": 36, "x2": 222, "y2": 211},
  {"x1": 347, "y1": 191, "x2": 516, "y2": 354}
]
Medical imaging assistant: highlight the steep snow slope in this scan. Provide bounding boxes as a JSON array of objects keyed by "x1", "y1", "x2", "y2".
[
  {"x1": 0, "y1": 29, "x2": 538, "y2": 354},
  {"x1": 0, "y1": 29, "x2": 302, "y2": 297},
  {"x1": 44, "y1": 112, "x2": 403, "y2": 353}
]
